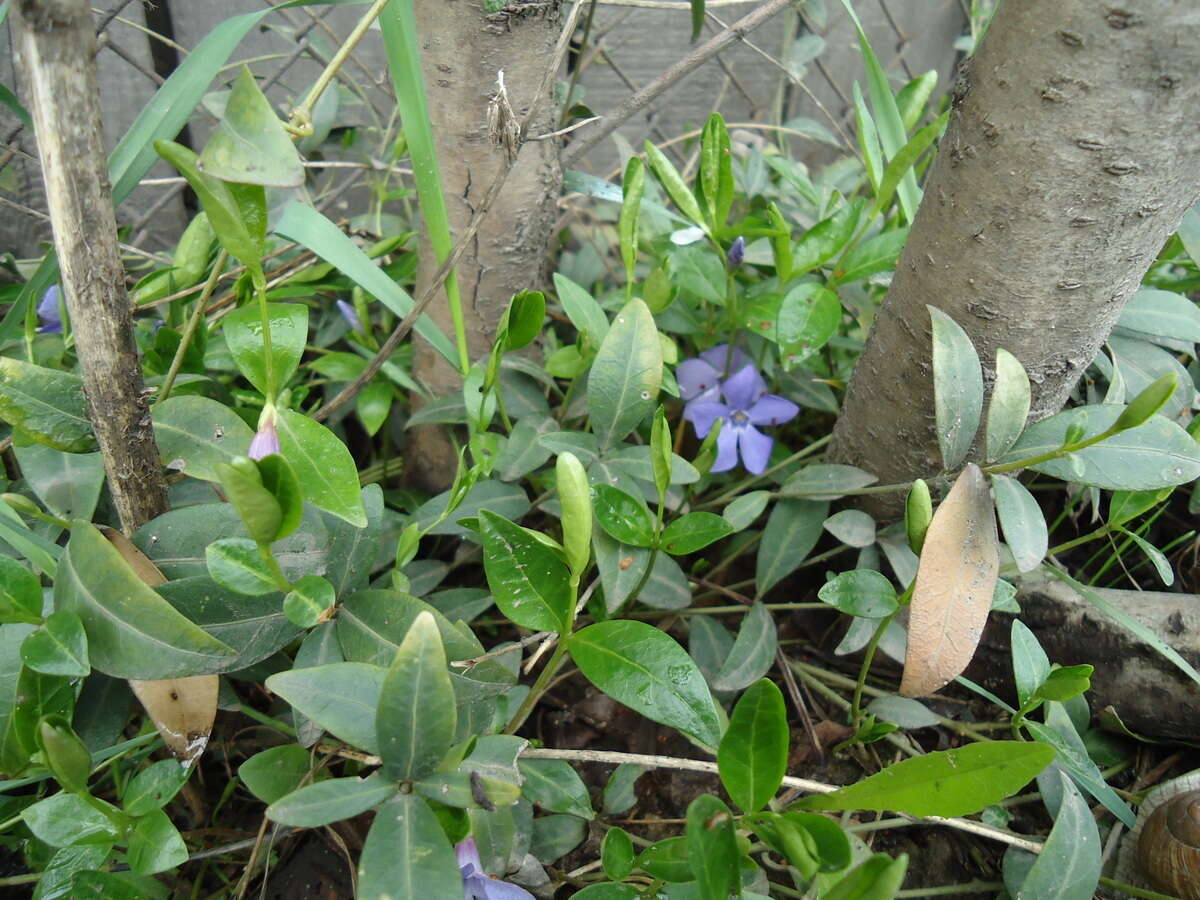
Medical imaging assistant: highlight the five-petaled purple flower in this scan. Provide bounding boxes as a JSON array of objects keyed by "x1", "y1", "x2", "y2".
[
  {"x1": 682, "y1": 361, "x2": 799, "y2": 475},
  {"x1": 456, "y1": 837, "x2": 533, "y2": 900},
  {"x1": 248, "y1": 408, "x2": 280, "y2": 460},
  {"x1": 336, "y1": 299, "x2": 363, "y2": 333},
  {"x1": 36, "y1": 285, "x2": 62, "y2": 334},
  {"x1": 676, "y1": 343, "x2": 750, "y2": 405}
]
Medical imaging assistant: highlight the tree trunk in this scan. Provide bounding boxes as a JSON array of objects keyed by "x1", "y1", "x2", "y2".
[
  {"x1": 829, "y1": 0, "x2": 1200, "y2": 507},
  {"x1": 406, "y1": 0, "x2": 563, "y2": 491},
  {"x1": 12, "y1": 0, "x2": 168, "y2": 533}
]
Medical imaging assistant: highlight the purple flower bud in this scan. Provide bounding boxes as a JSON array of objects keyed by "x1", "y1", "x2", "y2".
[
  {"x1": 248, "y1": 410, "x2": 280, "y2": 460},
  {"x1": 727, "y1": 236, "x2": 745, "y2": 268},
  {"x1": 36, "y1": 284, "x2": 63, "y2": 334},
  {"x1": 337, "y1": 299, "x2": 363, "y2": 333}
]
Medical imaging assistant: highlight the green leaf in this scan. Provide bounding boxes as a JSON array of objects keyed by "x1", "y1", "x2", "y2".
[
  {"x1": 152, "y1": 395, "x2": 254, "y2": 481},
  {"x1": 275, "y1": 408, "x2": 366, "y2": 526},
  {"x1": 478, "y1": 510, "x2": 571, "y2": 633},
  {"x1": 12, "y1": 441, "x2": 104, "y2": 522},
  {"x1": 336, "y1": 590, "x2": 484, "y2": 666},
  {"x1": 1118, "y1": 527, "x2": 1174, "y2": 586},
  {"x1": 722, "y1": 491, "x2": 771, "y2": 531},
  {"x1": 570, "y1": 620, "x2": 721, "y2": 748},
  {"x1": 697, "y1": 114, "x2": 733, "y2": 230},
  {"x1": 283, "y1": 575, "x2": 336, "y2": 628},
  {"x1": 710, "y1": 602, "x2": 777, "y2": 693},
  {"x1": 823, "y1": 509, "x2": 876, "y2": 548},
  {"x1": 592, "y1": 484, "x2": 656, "y2": 548},
  {"x1": 126, "y1": 808, "x2": 187, "y2": 876},
  {"x1": 553, "y1": 272, "x2": 610, "y2": 347},
  {"x1": 619, "y1": 157, "x2": 645, "y2": 287},
  {"x1": 519, "y1": 759, "x2": 594, "y2": 819},
  {"x1": 55, "y1": 523, "x2": 235, "y2": 679},
  {"x1": 377, "y1": 612, "x2": 456, "y2": 782},
  {"x1": 798, "y1": 741, "x2": 1054, "y2": 817},
  {"x1": 818, "y1": 570, "x2": 898, "y2": 618},
  {"x1": 792, "y1": 202, "x2": 864, "y2": 275},
  {"x1": 689, "y1": 0, "x2": 705, "y2": 41},
  {"x1": 123, "y1": 759, "x2": 190, "y2": 817},
  {"x1": 1025, "y1": 713, "x2": 1135, "y2": 828},
  {"x1": 661, "y1": 512, "x2": 733, "y2": 555},
  {"x1": 214, "y1": 460, "x2": 282, "y2": 546},
  {"x1": 198, "y1": 66, "x2": 304, "y2": 188},
  {"x1": 853, "y1": 83, "x2": 883, "y2": 192},
  {"x1": 991, "y1": 475, "x2": 1047, "y2": 573},
  {"x1": 780, "y1": 464, "x2": 877, "y2": 500},
  {"x1": 686, "y1": 794, "x2": 739, "y2": 900},
  {"x1": 1107, "y1": 488, "x2": 1171, "y2": 527},
  {"x1": 825, "y1": 853, "x2": 908, "y2": 900},
  {"x1": 266, "y1": 662, "x2": 385, "y2": 754},
  {"x1": 602, "y1": 827, "x2": 636, "y2": 881},
  {"x1": 257, "y1": 453, "x2": 303, "y2": 540},
  {"x1": 1010, "y1": 620, "x2": 1051, "y2": 709},
  {"x1": 756, "y1": 499, "x2": 828, "y2": 596},
  {"x1": 718, "y1": 679, "x2": 788, "y2": 812},
  {"x1": 531, "y1": 813, "x2": 587, "y2": 862},
  {"x1": 635, "y1": 836, "x2": 693, "y2": 882},
  {"x1": 1001, "y1": 404, "x2": 1200, "y2": 490},
  {"x1": 0, "y1": 557, "x2": 44, "y2": 625},
  {"x1": 1017, "y1": 771, "x2": 1101, "y2": 900},
  {"x1": 206, "y1": 538, "x2": 281, "y2": 596},
  {"x1": 0, "y1": 358, "x2": 95, "y2": 453},
  {"x1": 222, "y1": 303, "x2": 309, "y2": 397},
  {"x1": 929, "y1": 306, "x2": 983, "y2": 470},
  {"x1": 412, "y1": 479, "x2": 530, "y2": 538},
  {"x1": 588, "y1": 298, "x2": 663, "y2": 451},
  {"x1": 986, "y1": 348, "x2": 1031, "y2": 461},
  {"x1": 22, "y1": 793, "x2": 120, "y2": 847},
  {"x1": 268, "y1": 772, "x2": 398, "y2": 827},
  {"x1": 358, "y1": 794, "x2": 462, "y2": 900},
  {"x1": 502, "y1": 291, "x2": 545, "y2": 351},
  {"x1": 643, "y1": 140, "x2": 707, "y2": 229},
  {"x1": 238, "y1": 745, "x2": 320, "y2": 805},
  {"x1": 873, "y1": 111, "x2": 948, "y2": 216},
  {"x1": 830, "y1": 227, "x2": 909, "y2": 286},
  {"x1": 274, "y1": 202, "x2": 458, "y2": 368},
  {"x1": 1117, "y1": 287, "x2": 1200, "y2": 343},
  {"x1": 20, "y1": 611, "x2": 88, "y2": 678}
]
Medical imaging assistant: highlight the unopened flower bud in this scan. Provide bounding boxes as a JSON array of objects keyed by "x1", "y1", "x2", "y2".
[
  {"x1": 727, "y1": 235, "x2": 745, "y2": 268},
  {"x1": 336, "y1": 299, "x2": 363, "y2": 333},
  {"x1": 248, "y1": 409, "x2": 280, "y2": 460}
]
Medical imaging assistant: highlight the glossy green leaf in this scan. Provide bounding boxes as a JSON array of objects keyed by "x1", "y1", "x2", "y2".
[
  {"x1": 358, "y1": 794, "x2": 462, "y2": 900},
  {"x1": 792, "y1": 202, "x2": 864, "y2": 275},
  {"x1": 1001, "y1": 405, "x2": 1200, "y2": 490},
  {"x1": 697, "y1": 114, "x2": 733, "y2": 230},
  {"x1": 205, "y1": 537, "x2": 281, "y2": 596},
  {"x1": 991, "y1": 475, "x2": 1047, "y2": 573},
  {"x1": 830, "y1": 227, "x2": 908, "y2": 286},
  {"x1": 238, "y1": 744, "x2": 321, "y2": 805},
  {"x1": 122, "y1": 758, "x2": 190, "y2": 817},
  {"x1": 502, "y1": 291, "x2": 545, "y2": 352},
  {"x1": 152, "y1": 395, "x2": 254, "y2": 481},
  {"x1": 223, "y1": 303, "x2": 308, "y2": 397},
  {"x1": 266, "y1": 662, "x2": 385, "y2": 754},
  {"x1": 929, "y1": 306, "x2": 983, "y2": 470},
  {"x1": 570, "y1": 620, "x2": 721, "y2": 748},
  {"x1": 619, "y1": 157, "x2": 645, "y2": 287},
  {"x1": 257, "y1": 453, "x2": 303, "y2": 540},
  {"x1": 126, "y1": 809, "x2": 187, "y2": 876},
  {"x1": 0, "y1": 358, "x2": 95, "y2": 453},
  {"x1": 818, "y1": 569, "x2": 898, "y2": 618},
  {"x1": 519, "y1": 759, "x2": 594, "y2": 819},
  {"x1": 1107, "y1": 488, "x2": 1171, "y2": 527},
  {"x1": 1010, "y1": 620, "x2": 1051, "y2": 709},
  {"x1": 799, "y1": 741, "x2": 1054, "y2": 817},
  {"x1": 756, "y1": 499, "x2": 828, "y2": 596},
  {"x1": 478, "y1": 510, "x2": 571, "y2": 633},
  {"x1": 268, "y1": 772, "x2": 397, "y2": 827},
  {"x1": 22, "y1": 793, "x2": 119, "y2": 847},
  {"x1": 1017, "y1": 771, "x2": 1101, "y2": 899},
  {"x1": 0, "y1": 557, "x2": 44, "y2": 625},
  {"x1": 825, "y1": 853, "x2": 908, "y2": 900},
  {"x1": 198, "y1": 66, "x2": 303, "y2": 188},
  {"x1": 557, "y1": 452, "x2": 592, "y2": 579},
  {"x1": 553, "y1": 272, "x2": 610, "y2": 347},
  {"x1": 986, "y1": 348, "x2": 1031, "y2": 461},
  {"x1": 780, "y1": 464, "x2": 877, "y2": 500},
  {"x1": 275, "y1": 408, "x2": 366, "y2": 526},
  {"x1": 377, "y1": 612, "x2": 455, "y2": 782},
  {"x1": 12, "y1": 441, "x2": 104, "y2": 522},
  {"x1": 635, "y1": 836, "x2": 693, "y2": 882},
  {"x1": 643, "y1": 140, "x2": 706, "y2": 230},
  {"x1": 853, "y1": 83, "x2": 883, "y2": 192},
  {"x1": 592, "y1": 484, "x2": 656, "y2": 548},
  {"x1": 35, "y1": 714, "x2": 91, "y2": 793},
  {"x1": 686, "y1": 794, "x2": 739, "y2": 900},
  {"x1": 283, "y1": 575, "x2": 336, "y2": 628},
  {"x1": 588, "y1": 297, "x2": 663, "y2": 451},
  {"x1": 55, "y1": 523, "x2": 235, "y2": 679},
  {"x1": 718, "y1": 679, "x2": 788, "y2": 812},
  {"x1": 0, "y1": 624, "x2": 36, "y2": 773},
  {"x1": 214, "y1": 460, "x2": 282, "y2": 546},
  {"x1": 711, "y1": 601, "x2": 777, "y2": 693},
  {"x1": 722, "y1": 491, "x2": 770, "y2": 530},
  {"x1": 602, "y1": 827, "x2": 636, "y2": 881},
  {"x1": 661, "y1": 512, "x2": 733, "y2": 555},
  {"x1": 823, "y1": 509, "x2": 876, "y2": 548},
  {"x1": 20, "y1": 611, "x2": 88, "y2": 678},
  {"x1": 336, "y1": 590, "x2": 484, "y2": 667}
]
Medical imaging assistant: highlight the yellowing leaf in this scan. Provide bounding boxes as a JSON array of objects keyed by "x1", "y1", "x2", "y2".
[{"x1": 900, "y1": 464, "x2": 998, "y2": 697}]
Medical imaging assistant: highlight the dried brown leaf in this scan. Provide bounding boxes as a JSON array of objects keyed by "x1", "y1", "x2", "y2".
[
  {"x1": 899, "y1": 463, "x2": 999, "y2": 697},
  {"x1": 101, "y1": 526, "x2": 217, "y2": 766}
]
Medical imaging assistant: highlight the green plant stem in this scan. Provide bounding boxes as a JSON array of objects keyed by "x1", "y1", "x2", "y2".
[
  {"x1": 504, "y1": 641, "x2": 570, "y2": 735},
  {"x1": 623, "y1": 546, "x2": 659, "y2": 609},
  {"x1": 1097, "y1": 878, "x2": 1181, "y2": 900},
  {"x1": 702, "y1": 434, "x2": 832, "y2": 508},
  {"x1": 157, "y1": 249, "x2": 228, "y2": 407},
  {"x1": 983, "y1": 425, "x2": 1121, "y2": 476},
  {"x1": 1045, "y1": 523, "x2": 1114, "y2": 558},
  {"x1": 250, "y1": 268, "x2": 277, "y2": 401},
  {"x1": 256, "y1": 541, "x2": 292, "y2": 593},
  {"x1": 287, "y1": 0, "x2": 393, "y2": 136},
  {"x1": 895, "y1": 884, "x2": 1004, "y2": 898},
  {"x1": 850, "y1": 610, "x2": 897, "y2": 727}
]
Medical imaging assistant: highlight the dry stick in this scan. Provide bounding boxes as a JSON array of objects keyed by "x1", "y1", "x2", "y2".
[
  {"x1": 311, "y1": 0, "x2": 586, "y2": 422},
  {"x1": 12, "y1": 0, "x2": 169, "y2": 533},
  {"x1": 561, "y1": 0, "x2": 796, "y2": 168}
]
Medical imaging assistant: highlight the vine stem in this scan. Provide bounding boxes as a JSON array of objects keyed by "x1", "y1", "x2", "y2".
[
  {"x1": 502, "y1": 642, "x2": 570, "y2": 735},
  {"x1": 156, "y1": 249, "x2": 228, "y2": 407}
]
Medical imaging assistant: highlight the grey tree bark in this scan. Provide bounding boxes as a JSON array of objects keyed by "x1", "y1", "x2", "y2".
[
  {"x1": 829, "y1": 1, "x2": 1200, "y2": 504},
  {"x1": 12, "y1": 0, "x2": 169, "y2": 533},
  {"x1": 406, "y1": 0, "x2": 563, "y2": 491}
]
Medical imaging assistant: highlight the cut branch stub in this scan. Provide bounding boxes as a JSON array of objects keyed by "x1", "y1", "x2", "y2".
[{"x1": 900, "y1": 463, "x2": 999, "y2": 697}]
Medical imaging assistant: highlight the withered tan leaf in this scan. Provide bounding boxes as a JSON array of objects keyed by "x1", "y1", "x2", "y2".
[
  {"x1": 101, "y1": 526, "x2": 218, "y2": 766},
  {"x1": 899, "y1": 463, "x2": 999, "y2": 697}
]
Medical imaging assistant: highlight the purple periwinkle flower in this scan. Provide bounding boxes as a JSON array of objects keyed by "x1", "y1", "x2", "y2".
[
  {"x1": 36, "y1": 284, "x2": 62, "y2": 334},
  {"x1": 248, "y1": 408, "x2": 280, "y2": 460},
  {"x1": 336, "y1": 299, "x2": 363, "y2": 333},
  {"x1": 684, "y1": 363, "x2": 799, "y2": 474},
  {"x1": 676, "y1": 343, "x2": 751, "y2": 404},
  {"x1": 456, "y1": 837, "x2": 533, "y2": 900},
  {"x1": 727, "y1": 235, "x2": 745, "y2": 268}
]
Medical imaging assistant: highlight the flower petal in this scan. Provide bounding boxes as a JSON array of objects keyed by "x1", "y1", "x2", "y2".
[
  {"x1": 456, "y1": 837, "x2": 484, "y2": 876},
  {"x1": 684, "y1": 401, "x2": 728, "y2": 439},
  {"x1": 475, "y1": 876, "x2": 536, "y2": 900},
  {"x1": 710, "y1": 422, "x2": 741, "y2": 472},
  {"x1": 699, "y1": 344, "x2": 749, "y2": 377},
  {"x1": 747, "y1": 394, "x2": 799, "y2": 427},
  {"x1": 36, "y1": 284, "x2": 62, "y2": 334},
  {"x1": 737, "y1": 425, "x2": 774, "y2": 474},
  {"x1": 336, "y1": 299, "x2": 363, "y2": 332},
  {"x1": 721, "y1": 364, "x2": 767, "y2": 411},
  {"x1": 676, "y1": 359, "x2": 722, "y2": 402}
]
